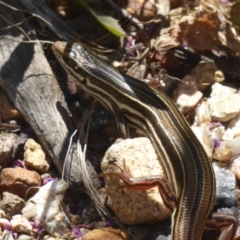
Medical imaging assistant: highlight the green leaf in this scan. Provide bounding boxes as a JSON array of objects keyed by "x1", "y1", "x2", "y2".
[{"x1": 74, "y1": 0, "x2": 126, "y2": 37}]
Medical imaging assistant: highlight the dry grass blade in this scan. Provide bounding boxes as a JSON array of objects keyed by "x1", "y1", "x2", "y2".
[{"x1": 73, "y1": 100, "x2": 128, "y2": 233}]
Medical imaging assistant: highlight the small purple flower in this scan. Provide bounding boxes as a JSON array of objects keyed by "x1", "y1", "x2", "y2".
[
  {"x1": 105, "y1": 221, "x2": 113, "y2": 227},
  {"x1": 125, "y1": 36, "x2": 137, "y2": 57},
  {"x1": 0, "y1": 220, "x2": 18, "y2": 240},
  {"x1": 12, "y1": 231, "x2": 18, "y2": 240},
  {"x1": 21, "y1": 126, "x2": 33, "y2": 133},
  {"x1": 30, "y1": 221, "x2": 42, "y2": 234},
  {"x1": 43, "y1": 177, "x2": 58, "y2": 185},
  {"x1": 209, "y1": 122, "x2": 222, "y2": 130},
  {"x1": 125, "y1": 36, "x2": 133, "y2": 49},
  {"x1": 213, "y1": 139, "x2": 221, "y2": 149},
  {"x1": 1, "y1": 220, "x2": 12, "y2": 231},
  {"x1": 72, "y1": 227, "x2": 83, "y2": 237},
  {"x1": 12, "y1": 159, "x2": 26, "y2": 168}
]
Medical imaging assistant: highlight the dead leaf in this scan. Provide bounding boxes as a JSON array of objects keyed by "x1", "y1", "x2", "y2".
[{"x1": 155, "y1": 4, "x2": 240, "y2": 54}]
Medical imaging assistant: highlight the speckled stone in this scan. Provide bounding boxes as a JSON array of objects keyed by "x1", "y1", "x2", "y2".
[
  {"x1": 208, "y1": 83, "x2": 240, "y2": 122},
  {"x1": 82, "y1": 227, "x2": 129, "y2": 240},
  {"x1": 0, "y1": 192, "x2": 25, "y2": 220},
  {"x1": 213, "y1": 163, "x2": 238, "y2": 208},
  {"x1": 17, "y1": 234, "x2": 34, "y2": 240},
  {"x1": 0, "y1": 168, "x2": 41, "y2": 198},
  {"x1": 99, "y1": 137, "x2": 171, "y2": 225},
  {"x1": 10, "y1": 215, "x2": 32, "y2": 234},
  {"x1": 24, "y1": 139, "x2": 50, "y2": 173},
  {"x1": 0, "y1": 133, "x2": 17, "y2": 167}
]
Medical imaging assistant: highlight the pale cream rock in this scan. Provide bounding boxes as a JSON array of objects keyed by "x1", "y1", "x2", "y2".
[
  {"x1": 194, "y1": 99, "x2": 212, "y2": 126},
  {"x1": 191, "y1": 126, "x2": 214, "y2": 159},
  {"x1": 222, "y1": 129, "x2": 235, "y2": 141},
  {"x1": 43, "y1": 217, "x2": 69, "y2": 238},
  {"x1": 0, "y1": 192, "x2": 26, "y2": 220},
  {"x1": 208, "y1": 84, "x2": 240, "y2": 122},
  {"x1": 0, "y1": 209, "x2": 5, "y2": 218},
  {"x1": 230, "y1": 156, "x2": 240, "y2": 181},
  {"x1": 210, "y1": 83, "x2": 236, "y2": 97},
  {"x1": 43, "y1": 237, "x2": 56, "y2": 240},
  {"x1": 173, "y1": 75, "x2": 203, "y2": 113},
  {"x1": 191, "y1": 62, "x2": 224, "y2": 91},
  {"x1": 212, "y1": 160, "x2": 227, "y2": 169},
  {"x1": 22, "y1": 180, "x2": 69, "y2": 237},
  {"x1": 100, "y1": 137, "x2": 171, "y2": 225},
  {"x1": 24, "y1": 139, "x2": 50, "y2": 172},
  {"x1": 223, "y1": 112, "x2": 240, "y2": 140},
  {"x1": 213, "y1": 137, "x2": 240, "y2": 162},
  {"x1": 17, "y1": 234, "x2": 34, "y2": 240},
  {"x1": 10, "y1": 215, "x2": 32, "y2": 234},
  {"x1": 2, "y1": 230, "x2": 15, "y2": 240},
  {"x1": 209, "y1": 123, "x2": 225, "y2": 141},
  {"x1": 230, "y1": 128, "x2": 240, "y2": 139},
  {"x1": 208, "y1": 94, "x2": 240, "y2": 122},
  {"x1": 213, "y1": 141, "x2": 232, "y2": 162}
]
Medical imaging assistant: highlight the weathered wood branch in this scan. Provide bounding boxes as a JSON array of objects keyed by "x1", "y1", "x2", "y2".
[{"x1": 0, "y1": 0, "x2": 99, "y2": 189}]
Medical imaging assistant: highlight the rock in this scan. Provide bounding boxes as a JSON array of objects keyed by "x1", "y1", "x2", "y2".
[
  {"x1": 0, "y1": 88, "x2": 22, "y2": 121},
  {"x1": 209, "y1": 123, "x2": 225, "y2": 142},
  {"x1": 156, "y1": 235, "x2": 170, "y2": 240},
  {"x1": 230, "y1": 156, "x2": 240, "y2": 181},
  {"x1": 22, "y1": 179, "x2": 69, "y2": 238},
  {"x1": 1, "y1": 230, "x2": 15, "y2": 240},
  {"x1": 99, "y1": 137, "x2": 171, "y2": 225},
  {"x1": 10, "y1": 215, "x2": 32, "y2": 234},
  {"x1": 0, "y1": 132, "x2": 18, "y2": 167},
  {"x1": 69, "y1": 214, "x2": 81, "y2": 225},
  {"x1": 213, "y1": 137, "x2": 240, "y2": 162},
  {"x1": 12, "y1": 133, "x2": 34, "y2": 162},
  {"x1": 223, "y1": 112, "x2": 240, "y2": 140},
  {"x1": 40, "y1": 173, "x2": 52, "y2": 182},
  {"x1": 173, "y1": 75, "x2": 202, "y2": 113},
  {"x1": 23, "y1": 139, "x2": 50, "y2": 172},
  {"x1": 213, "y1": 163, "x2": 238, "y2": 208},
  {"x1": 0, "y1": 167, "x2": 41, "y2": 198},
  {"x1": 191, "y1": 61, "x2": 224, "y2": 91},
  {"x1": 191, "y1": 125, "x2": 214, "y2": 159},
  {"x1": 0, "y1": 192, "x2": 25, "y2": 220},
  {"x1": 42, "y1": 236, "x2": 57, "y2": 240},
  {"x1": 43, "y1": 219, "x2": 69, "y2": 238},
  {"x1": 0, "y1": 209, "x2": 5, "y2": 218},
  {"x1": 17, "y1": 234, "x2": 34, "y2": 240},
  {"x1": 210, "y1": 83, "x2": 236, "y2": 97},
  {"x1": 81, "y1": 202, "x2": 102, "y2": 224},
  {"x1": 194, "y1": 99, "x2": 212, "y2": 126},
  {"x1": 208, "y1": 94, "x2": 240, "y2": 122},
  {"x1": 82, "y1": 227, "x2": 129, "y2": 240},
  {"x1": 208, "y1": 83, "x2": 240, "y2": 122}
]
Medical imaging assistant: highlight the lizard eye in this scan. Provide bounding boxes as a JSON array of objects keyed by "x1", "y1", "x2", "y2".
[{"x1": 69, "y1": 49, "x2": 79, "y2": 59}]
